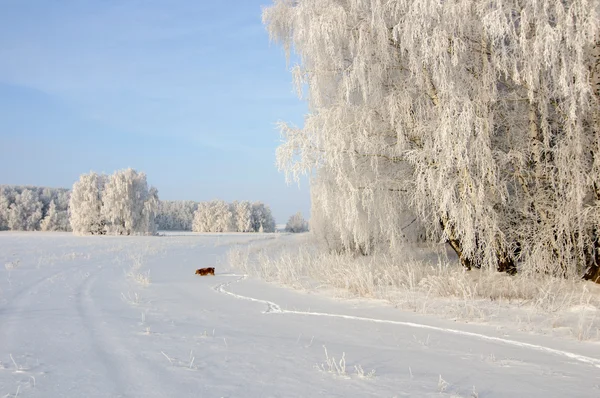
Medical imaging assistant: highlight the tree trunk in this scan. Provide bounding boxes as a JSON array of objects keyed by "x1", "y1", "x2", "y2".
[
  {"x1": 440, "y1": 217, "x2": 519, "y2": 274},
  {"x1": 584, "y1": 231, "x2": 600, "y2": 283},
  {"x1": 439, "y1": 217, "x2": 473, "y2": 270},
  {"x1": 584, "y1": 33, "x2": 600, "y2": 284},
  {"x1": 496, "y1": 244, "x2": 519, "y2": 275}
]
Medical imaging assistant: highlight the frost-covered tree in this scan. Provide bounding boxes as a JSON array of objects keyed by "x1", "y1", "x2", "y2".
[
  {"x1": 192, "y1": 200, "x2": 276, "y2": 233},
  {"x1": 139, "y1": 187, "x2": 160, "y2": 236},
  {"x1": 212, "y1": 200, "x2": 234, "y2": 232},
  {"x1": 192, "y1": 200, "x2": 233, "y2": 232},
  {"x1": 192, "y1": 201, "x2": 213, "y2": 232},
  {"x1": 156, "y1": 201, "x2": 176, "y2": 230},
  {"x1": 70, "y1": 169, "x2": 158, "y2": 235},
  {"x1": 265, "y1": 0, "x2": 600, "y2": 280},
  {"x1": 234, "y1": 200, "x2": 253, "y2": 232},
  {"x1": 39, "y1": 189, "x2": 71, "y2": 232},
  {"x1": 265, "y1": 0, "x2": 427, "y2": 253},
  {"x1": 56, "y1": 190, "x2": 70, "y2": 211},
  {"x1": 0, "y1": 187, "x2": 11, "y2": 230},
  {"x1": 156, "y1": 200, "x2": 198, "y2": 231},
  {"x1": 285, "y1": 211, "x2": 308, "y2": 233},
  {"x1": 39, "y1": 187, "x2": 54, "y2": 214},
  {"x1": 69, "y1": 172, "x2": 107, "y2": 235},
  {"x1": 251, "y1": 202, "x2": 276, "y2": 233},
  {"x1": 40, "y1": 200, "x2": 60, "y2": 231},
  {"x1": 155, "y1": 203, "x2": 172, "y2": 230},
  {"x1": 54, "y1": 190, "x2": 71, "y2": 231},
  {"x1": 102, "y1": 169, "x2": 158, "y2": 235},
  {"x1": 8, "y1": 189, "x2": 43, "y2": 231},
  {"x1": 0, "y1": 186, "x2": 71, "y2": 232}
]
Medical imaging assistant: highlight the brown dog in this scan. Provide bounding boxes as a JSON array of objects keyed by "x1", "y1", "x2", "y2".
[{"x1": 195, "y1": 267, "x2": 215, "y2": 276}]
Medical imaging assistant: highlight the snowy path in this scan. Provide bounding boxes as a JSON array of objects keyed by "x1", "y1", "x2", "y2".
[
  {"x1": 0, "y1": 237, "x2": 177, "y2": 397},
  {"x1": 0, "y1": 233, "x2": 599, "y2": 397},
  {"x1": 215, "y1": 275, "x2": 600, "y2": 369}
]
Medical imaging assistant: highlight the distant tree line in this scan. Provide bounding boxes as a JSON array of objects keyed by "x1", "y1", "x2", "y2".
[
  {"x1": 0, "y1": 185, "x2": 71, "y2": 231},
  {"x1": 158, "y1": 200, "x2": 276, "y2": 233},
  {"x1": 156, "y1": 200, "x2": 198, "y2": 231},
  {"x1": 1, "y1": 170, "x2": 278, "y2": 235}
]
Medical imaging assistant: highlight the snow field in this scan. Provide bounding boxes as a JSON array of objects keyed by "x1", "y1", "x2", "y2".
[{"x1": 0, "y1": 232, "x2": 599, "y2": 397}]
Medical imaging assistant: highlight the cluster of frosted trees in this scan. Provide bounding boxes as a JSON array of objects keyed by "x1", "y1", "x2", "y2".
[
  {"x1": 285, "y1": 211, "x2": 309, "y2": 233},
  {"x1": 192, "y1": 200, "x2": 276, "y2": 233},
  {"x1": 153, "y1": 200, "x2": 277, "y2": 232},
  {"x1": 265, "y1": 0, "x2": 600, "y2": 281},
  {"x1": 156, "y1": 200, "x2": 198, "y2": 231},
  {"x1": 0, "y1": 186, "x2": 71, "y2": 231},
  {"x1": 69, "y1": 169, "x2": 159, "y2": 235}
]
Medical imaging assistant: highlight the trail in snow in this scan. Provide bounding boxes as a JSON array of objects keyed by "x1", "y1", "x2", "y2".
[
  {"x1": 0, "y1": 240, "x2": 192, "y2": 398},
  {"x1": 214, "y1": 274, "x2": 600, "y2": 369},
  {"x1": 74, "y1": 268, "x2": 175, "y2": 398}
]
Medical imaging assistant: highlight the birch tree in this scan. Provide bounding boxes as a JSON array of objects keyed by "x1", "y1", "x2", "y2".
[
  {"x1": 69, "y1": 172, "x2": 107, "y2": 235},
  {"x1": 191, "y1": 200, "x2": 233, "y2": 232},
  {"x1": 213, "y1": 200, "x2": 234, "y2": 232},
  {"x1": 102, "y1": 168, "x2": 158, "y2": 235},
  {"x1": 0, "y1": 188, "x2": 10, "y2": 230},
  {"x1": 251, "y1": 202, "x2": 276, "y2": 233},
  {"x1": 40, "y1": 200, "x2": 60, "y2": 231},
  {"x1": 285, "y1": 211, "x2": 309, "y2": 233},
  {"x1": 8, "y1": 189, "x2": 43, "y2": 231},
  {"x1": 139, "y1": 187, "x2": 160, "y2": 236},
  {"x1": 55, "y1": 191, "x2": 72, "y2": 231},
  {"x1": 0, "y1": 186, "x2": 70, "y2": 232},
  {"x1": 265, "y1": 0, "x2": 600, "y2": 280},
  {"x1": 234, "y1": 200, "x2": 253, "y2": 232},
  {"x1": 192, "y1": 202, "x2": 212, "y2": 232},
  {"x1": 157, "y1": 200, "x2": 198, "y2": 231}
]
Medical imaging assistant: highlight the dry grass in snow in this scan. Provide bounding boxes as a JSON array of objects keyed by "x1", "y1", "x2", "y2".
[{"x1": 229, "y1": 234, "x2": 600, "y2": 342}]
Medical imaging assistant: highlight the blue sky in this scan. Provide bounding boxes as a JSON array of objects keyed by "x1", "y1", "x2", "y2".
[{"x1": 0, "y1": 0, "x2": 309, "y2": 223}]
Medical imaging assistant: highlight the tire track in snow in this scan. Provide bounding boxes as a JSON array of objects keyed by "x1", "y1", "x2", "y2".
[
  {"x1": 76, "y1": 268, "x2": 174, "y2": 398},
  {"x1": 0, "y1": 263, "x2": 112, "y2": 397},
  {"x1": 214, "y1": 274, "x2": 600, "y2": 369},
  {"x1": 75, "y1": 270, "x2": 129, "y2": 397},
  {"x1": 0, "y1": 263, "x2": 84, "y2": 313},
  {"x1": 0, "y1": 263, "x2": 85, "y2": 353}
]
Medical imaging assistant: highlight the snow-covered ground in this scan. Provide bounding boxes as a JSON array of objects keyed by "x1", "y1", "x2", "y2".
[{"x1": 0, "y1": 232, "x2": 599, "y2": 397}]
